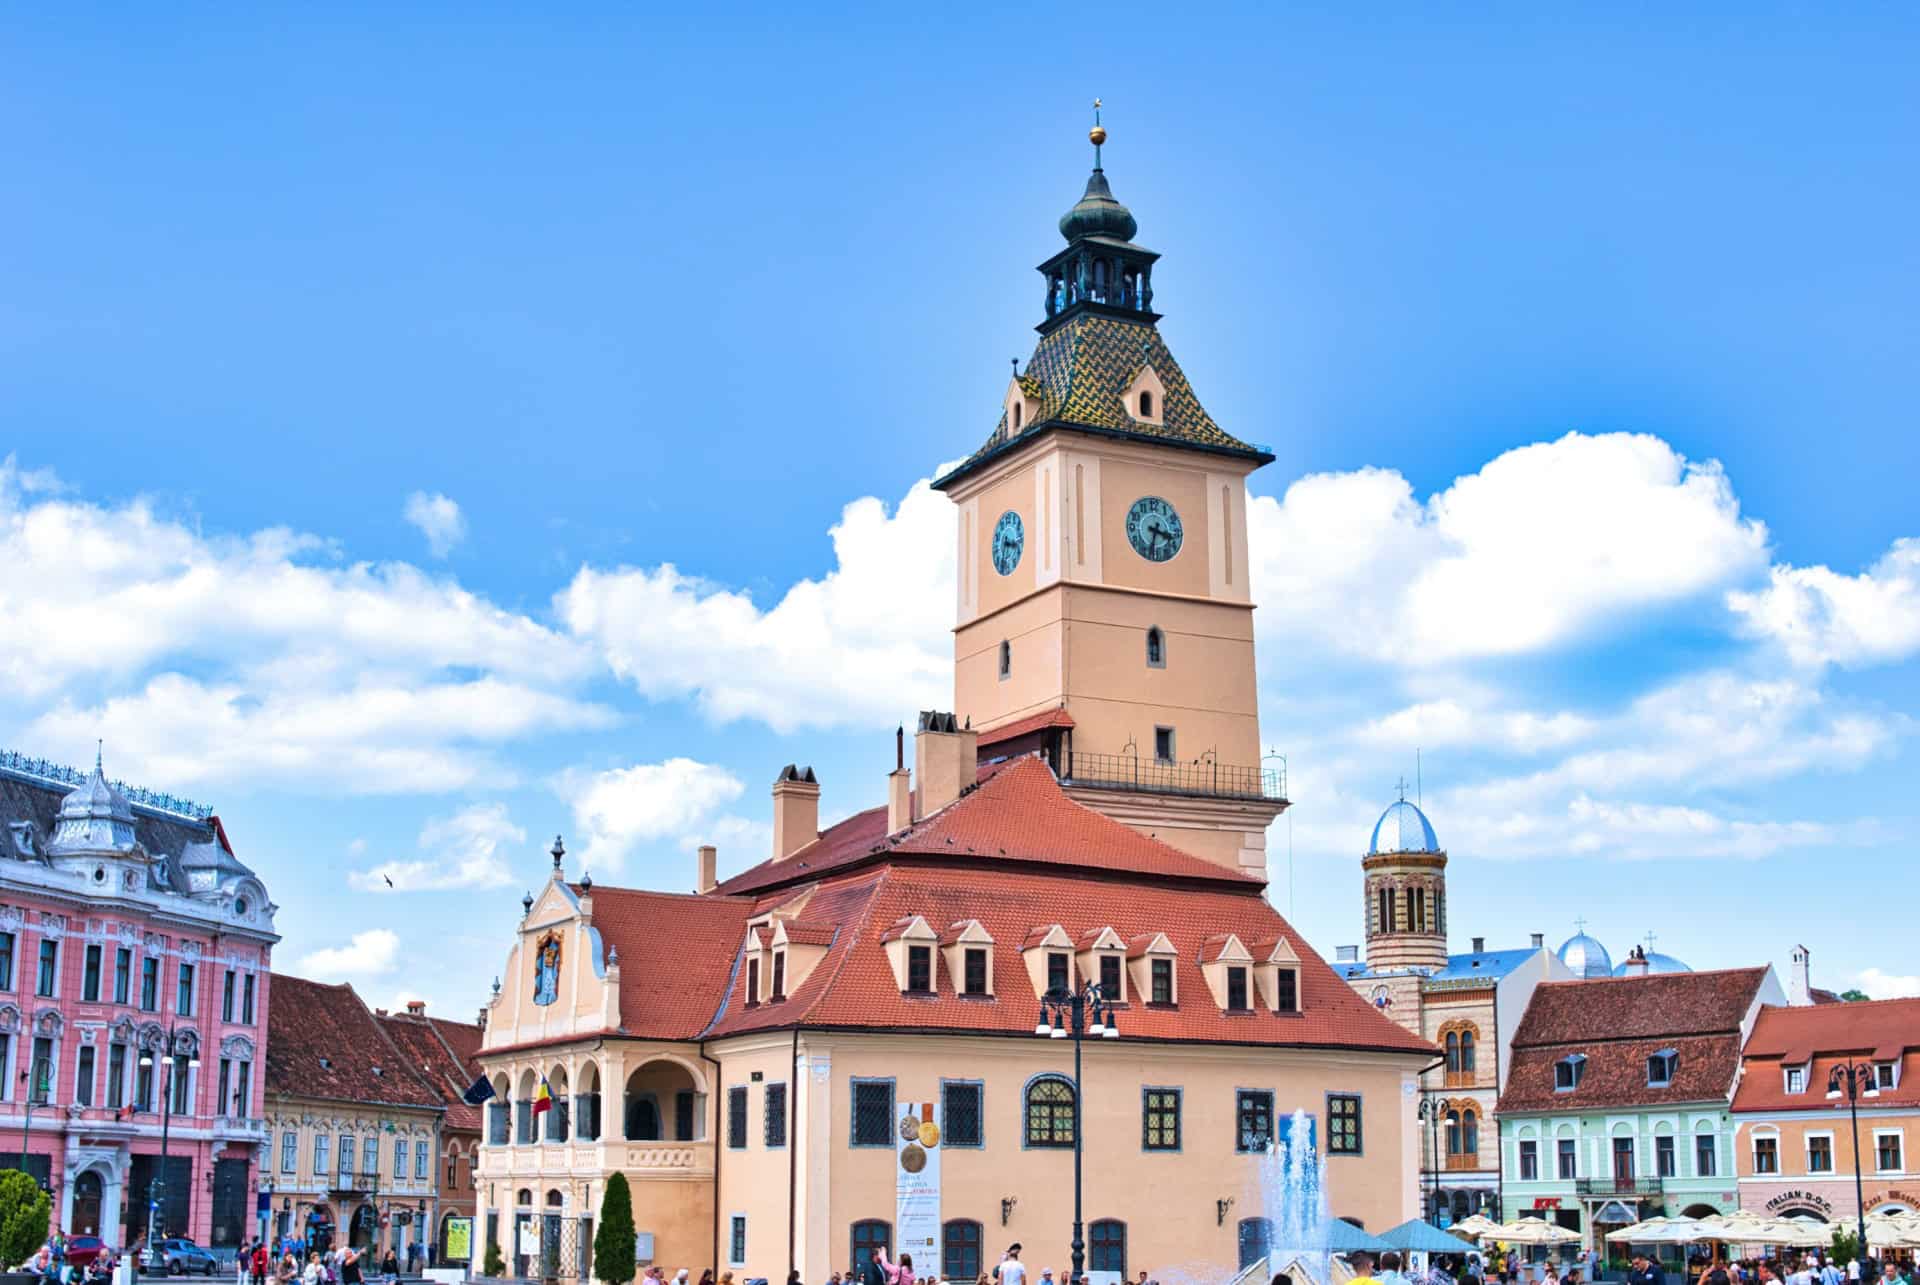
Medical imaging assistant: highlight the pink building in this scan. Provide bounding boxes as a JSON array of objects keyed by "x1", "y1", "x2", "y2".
[{"x1": 0, "y1": 750, "x2": 277, "y2": 1253}]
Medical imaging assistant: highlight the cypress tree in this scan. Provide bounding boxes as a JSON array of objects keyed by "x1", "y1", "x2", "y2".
[{"x1": 594, "y1": 1171, "x2": 637, "y2": 1285}]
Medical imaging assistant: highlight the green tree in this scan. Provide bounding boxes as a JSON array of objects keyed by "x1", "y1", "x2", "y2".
[
  {"x1": 1840, "y1": 989, "x2": 1870, "y2": 1002},
  {"x1": 1829, "y1": 1227, "x2": 1860, "y2": 1265},
  {"x1": 593, "y1": 1172, "x2": 637, "y2": 1285},
  {"x1": 0, "y1": 1168, "x2": 52, "y2": 1267},
  {"x1": 484, "y1": 1239, "x2": 506, "y2": 1278}
]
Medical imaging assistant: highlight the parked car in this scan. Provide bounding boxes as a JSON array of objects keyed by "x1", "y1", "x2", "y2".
[
  {"x1": 150, "y1": 1238, "x2": 217, "y2": 1276},
  {"x1": 64, "y1": 1235, "x2": 108, "y2": 1268}
]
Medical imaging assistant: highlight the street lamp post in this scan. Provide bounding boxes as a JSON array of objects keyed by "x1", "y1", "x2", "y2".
[
  {"x1": 17, "y1": 1053, "x2": 54, "y2": 1180},
  {"x1": 1827, "y1": 1061, "x2": 1877, "y2": 1262},
  {"x1": 1417, "y1": 1095, "x2": 1444, "y2": 1224},
  {"x1": 1034, "y1": 981, "x2": 1119, "y2": 1285},
  {"x1": 141, "y1": 1026, "x2": 202, "y2": 1259}
]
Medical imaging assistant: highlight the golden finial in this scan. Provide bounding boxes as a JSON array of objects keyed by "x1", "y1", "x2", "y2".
[{"x1": 1089, "y1": 97, "x2": 1107, "y2": 148}]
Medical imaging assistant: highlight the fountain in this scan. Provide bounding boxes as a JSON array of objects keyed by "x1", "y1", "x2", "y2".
[{"x1": 1222, "y1": 1109, "x2": 1352, "y2": 1285}]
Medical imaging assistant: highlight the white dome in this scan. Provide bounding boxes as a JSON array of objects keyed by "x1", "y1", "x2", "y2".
[{"x1": 1558, "y1": 931, "x2": 1614, "y2": 979}]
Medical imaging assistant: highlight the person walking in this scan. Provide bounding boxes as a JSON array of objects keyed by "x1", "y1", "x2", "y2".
[{"x1": 991, "y1": 1246, "x2": 1026, "y2": 1285}]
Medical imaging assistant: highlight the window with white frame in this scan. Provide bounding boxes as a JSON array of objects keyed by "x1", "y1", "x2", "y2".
[
  {"x1": 1753, "y1": 1133, "x2": 1779, "y2": 1174},
  {"x1": 1785, "y1": 1065, "x2": 1806, "y2": 1094},
  {"x1": 281, "y1": 1131, "x2": 297, "y2": 1172},
  {"x1": 1694, "y1": 1130, "x2": 1717, "y2": 1177},
  {"x1": 1807, "y1": 1133, "x2": 1834, "y2": 1172},
  {"x1": 416, "y1": 1139, "x2": 430, "y2": 1179},
  {"x1": 1876, "y1": 1131, "x2": 1903, "y2": 1173}
]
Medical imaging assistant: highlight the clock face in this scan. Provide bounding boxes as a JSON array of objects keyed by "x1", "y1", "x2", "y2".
[
  {"x1": 1125, "y1": 496, "x2": 1184, "y2": 562},
  {"x1": 992, "y1": 510, "x2": 1025, "y2": 575}
]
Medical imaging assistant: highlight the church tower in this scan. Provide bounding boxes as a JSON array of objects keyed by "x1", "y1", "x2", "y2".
[
  {"x1": 933, "y1": 111, "x2": 1287, "y2": 877},
  {"x1": 1361, "y1": 792, "x2": 1449, "y2": 971}
]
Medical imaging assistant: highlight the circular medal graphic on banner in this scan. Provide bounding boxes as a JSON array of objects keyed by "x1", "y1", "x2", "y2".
[
  {"x1": 899, "y1": 1112, "x2": 921, "y2": 1141},
  {"x1": 900, "y1": 1143, "x2": 927, "y2": 1173},
  {"x1": 918, "y1": 1120, "x2": 941, "y2": 1147}
]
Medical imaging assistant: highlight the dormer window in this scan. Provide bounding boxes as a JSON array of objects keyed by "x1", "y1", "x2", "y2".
[
  {"x1": 1875, "y1": 1062, "x2": 1897, "y2": 1090},
  {"x1": 1647, "y1": 1049, "x2": 1677, "y2": 1087},
  {"x1": 963, "y1": 948, "x2": 989, "y2": 997},
  {"x1": 771, "y1": 951, "x2": 786, "y2": 1000},
  {"x1": 1555, "y1": 1054, "x2": 1587, "y2": 1091},
  {"x1": 1138, "y1": 391, "x2": 1153, "y2": 417},
  {"x1": 1274, "y1": 968, "x2": 1298, "y2": 1013},
  {"x1": 1099, "y1": 954, "x2": 1122, "y2": 997},
  {"x1": 1145, "y1": 627, "x2": 1165, "y2": 669},
  {"x1": 907, "y1": 945, "x2": 933, "y2": 994},
  {"x1": 746, "y1": 958, "x2": 760, "y2": 1007},
  {"x1": 1226, "y1": 966, "x2": 1249, "y2": 1011},
  {"x1": 1048, "y1": 952, "x2": 1070, "y2": 992},
  {"x1": 1150, "y1": 958, "x2": 1173, "y2": 1004},
  {"x1": 1785, "y1": 1066, "x2": 1806, "y2": 1094},
  {"x1": 1013, "y1": 402, "x2": 1023, "y2": 429}
]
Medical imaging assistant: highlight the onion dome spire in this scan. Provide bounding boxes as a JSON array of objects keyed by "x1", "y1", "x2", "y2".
[
  {"x1": 1059, "y1": 99, "x2": 1139, "y2": 244},
  {"x1": 1039, "y1": 100, "x2": 1159, "y2": 334}
]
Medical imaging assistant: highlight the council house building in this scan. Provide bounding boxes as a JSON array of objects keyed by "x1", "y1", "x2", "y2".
[{"x1": 473, "y1": 123, "x2": 1436, "y2": 1284}]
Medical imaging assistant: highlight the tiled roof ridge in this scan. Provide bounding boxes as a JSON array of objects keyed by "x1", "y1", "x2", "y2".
[
  {"x1": 1539, "y1": 964, "x2": 1766, "y2": 986},
  {"x1": 697, "y1": 868, "x2": 892, "y2": 1037},
  {"x1": 574, "y1": 882, "x2": 756, "y2": 905}
]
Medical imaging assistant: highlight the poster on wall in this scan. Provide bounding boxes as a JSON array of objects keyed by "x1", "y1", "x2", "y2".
[
  {"x1": 896, "y1": 1100, "x2": 942, "y2": 1267},
  {"x1": 444, "y1": 1218, "x2": 473, "y2": 1262}
]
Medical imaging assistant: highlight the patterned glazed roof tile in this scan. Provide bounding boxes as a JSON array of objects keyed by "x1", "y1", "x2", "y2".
[
  {"x1": 702, "y1": 863, "x2": 1432, "y2": 1054},
  {"x1": 267, "y1": 974, "x2": 446, "y2": 1110},
  {"x1": 935, "y1": 315, "x2": 1272, "y2": 490}
]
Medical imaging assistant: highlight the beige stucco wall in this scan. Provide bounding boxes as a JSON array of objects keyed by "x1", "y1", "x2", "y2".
[
  {"x1": 262, "y1": 1094, "x2": 442, "y2": 1253},
  {"x1": 710, "y1": 1031, "x2": 1421, "y2": 1283}
]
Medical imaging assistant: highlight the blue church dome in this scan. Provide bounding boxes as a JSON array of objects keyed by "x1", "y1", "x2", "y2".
[
  {"x1": 1559, "y1": 931, "x2": 1615, "y2": 979},
  {"x1": 1369, "y1": 800, "x2": 1441, "y2": 855},
  {"x1": 1614, "y1": 951, "x2": 1692, "y2": 976}
]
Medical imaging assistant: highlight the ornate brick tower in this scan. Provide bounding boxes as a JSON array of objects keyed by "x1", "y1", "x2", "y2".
[
  {"x1": 931, "y1": 110, "x2": 1288, "y2": 877},
  {"x1": 1362, "y1": 792, "x2": 1448, "y2": 971}
]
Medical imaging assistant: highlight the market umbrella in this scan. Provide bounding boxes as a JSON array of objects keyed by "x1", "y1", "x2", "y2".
[
  {"x1": 1380, "y1": 1220, "x2": 1479, "y2": 1255},
  {"x1": 1605, "y1": 1217, "x2": 1712, "y2": 1245},
  {"x1": 1451, "y1": 1215, "x2": 1504, "y2": 1240},
  {"x1": 1866, "y1": 1213, "x2": 1920, "y2": 1250},
  {"x1": 1488, "y1": 1221, "x2": 1582, "y2": 1246}
]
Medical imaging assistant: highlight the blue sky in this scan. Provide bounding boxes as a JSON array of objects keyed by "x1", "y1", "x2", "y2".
[{"x1": 3, "y1": 5, "x2": 1917, "y2": 1015}]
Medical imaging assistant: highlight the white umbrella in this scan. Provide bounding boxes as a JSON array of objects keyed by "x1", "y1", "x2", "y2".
[
  {"x1": 1866, "y1": 1213, "x2": 1920, "y2": 1250},
  {"x1": 1605, "y1": 1218, "x2": 1712, "y2": 1245},
  {"x1": 1452, "y1": 1215, "x2": 1504, "y2": 1240},
  {"x1": 1489, "y1": 1221, "x2": 1582, "y2": 1246}
]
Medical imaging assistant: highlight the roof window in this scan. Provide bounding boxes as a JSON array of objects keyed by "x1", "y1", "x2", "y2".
[
  {"x1": 1555, "y1": 1053, "x2": 1587, "y2": 1092},
  {"x1": 1647, "y1": 1049, "x2": 1677, "y2": 1087}
]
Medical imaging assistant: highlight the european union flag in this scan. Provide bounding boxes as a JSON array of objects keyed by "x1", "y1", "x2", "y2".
[{"x1": 461, "y1": 1074, "x2": 496, "y2": 1106}]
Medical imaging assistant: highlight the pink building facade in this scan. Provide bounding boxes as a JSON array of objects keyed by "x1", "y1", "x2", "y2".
[{"x1": 0, "y1": 750, "x2": 278, "y2": 1253}]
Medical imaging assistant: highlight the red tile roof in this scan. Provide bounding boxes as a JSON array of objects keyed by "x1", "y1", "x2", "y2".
[
  {"x1": 699, "y1": 863, "x2": 1432, "y2": 1054},
  {"x1": 977, "y1": 707, "x2": 1075, "y2": 748},
  {"x1": 1733, "y1": 999, "x2": 1920, "y2": 1113},
  {"x1": 714, "y1": 756, "x2": 1260, "y2": 898},
  {"x1": 267, "y1": 974, "x2": 446, "y2": 1110},
  {"x1": 778, "y1": 921, "x2": 838, "y2": 947},
  {"x1": 1497, "y1": 968, "x2": 1771, "y2": 1114},
  {"x1": 377, "y1": 1010, "x2": 487, "y2": 1132},
  {"x1": 581, "y1": 885, "x2": 755, "y2": 1040}
]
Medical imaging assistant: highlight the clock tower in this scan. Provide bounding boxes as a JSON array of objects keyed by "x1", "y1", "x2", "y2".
[{"x1": 932, "y1": 115, "x2": 1287, "y2": 877}]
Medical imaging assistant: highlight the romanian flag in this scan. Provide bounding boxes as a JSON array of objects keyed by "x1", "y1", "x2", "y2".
[{"x1": 532, "y1": 1076, "x2": 554, "y2": 1115}]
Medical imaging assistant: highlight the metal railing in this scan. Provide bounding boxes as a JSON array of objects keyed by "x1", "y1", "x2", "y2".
[
  {"x1": 1575, "y1": 1176, "x2": 1663, "y2": 1196},
  {"x1": 1061, "y1": 750, "x2": 1285, "y2": 802}
]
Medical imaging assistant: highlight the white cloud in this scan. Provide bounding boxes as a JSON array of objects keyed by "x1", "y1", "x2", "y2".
[
  {"x1": 1248, "y1": 432, "x2": 1769, "y2": 665},
  {"x1": 1355, "y1": 699, "x2": 1597, "y2": 754},
  {"x1": 23, "y1": 674, "x2": 613, "y2": 794},
  {"x1": 556, "y1": 758, "x2": 747, "y2": 872},
  {"x1": 557, "y1": 477, "x2": 954, "y2": 731},
  {"x1": 1855, "y1": 968, "x2": 1920, "y2": 1000},
  {"x1": 404, "y1": 491, "x2": 468, "y2": 559},
  {"x1": 349, "y1": 802, "x2": 526, "y2": 892},
  {"x1": 296, "y1": 929, "x2": 400, "y2": 980},
  {"x1": 1729, "y1": 537, "x2": 1920, "y2": 669}
]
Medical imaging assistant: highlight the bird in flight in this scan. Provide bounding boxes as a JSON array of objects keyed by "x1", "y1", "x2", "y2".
[{"x1": 383, "y1": 874, "x2": 394, "y2": 888}]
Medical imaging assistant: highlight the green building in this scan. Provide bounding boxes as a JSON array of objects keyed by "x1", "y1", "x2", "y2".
[{"x1": 1495, "y1": 959, "x2": 1784, "y2": 1253}]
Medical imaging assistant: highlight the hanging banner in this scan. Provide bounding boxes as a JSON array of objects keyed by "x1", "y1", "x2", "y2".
[
  {"x1": 444, "y1": 1219, "x2": 472, "y2": 1262},
  {"x1": 896, "y1": 1099, "x2": 941, "y2": 1268}
]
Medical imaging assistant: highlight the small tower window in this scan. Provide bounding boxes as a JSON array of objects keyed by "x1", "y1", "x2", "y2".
[
  {"x1": 998, "y1": 640, "x2": 1011, "y2": 680},
  {"x1": 1145, "y1": 626, "x2": 1165, "y2": 669},
  {"x1": 1013, "y1": 402, "x2": 1023, "y2": 429},
  {"x1": 1139, "y1": 390, "x2": 1153, "y2": 418},
  {"x1": 1153, "y1": 726, "x2": 1175, "y2": 763}
]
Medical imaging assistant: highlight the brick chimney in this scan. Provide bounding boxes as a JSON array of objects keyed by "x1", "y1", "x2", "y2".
[
  {"x1": 770, "y1": 766, "x2": 820, "y2": 862},
  {"x1": 1334, "y1": 945, "x2": 1359, "y2": 963},
  {"x1": 697, "y1": 844, "x2": 718, "y2": 895},
  {"x1": 1471, "y1": 936, "x2": 1486, "y2": 954},
  {"x1": 406, "y1": 1000, "x2": 426, "y2": 1016},
  {"x1": 1531, "y1": 932, "x2": 1545, "y2": 949},
  {"x1": 913, "y1": 711, "x2": 977, "y2": 820},
  {"x1": 887, "y1": 725, "x2": 913, "y2": 833},
  {"x1": 1622, "y1": 945, "x2": 1650, "y2": 977}
]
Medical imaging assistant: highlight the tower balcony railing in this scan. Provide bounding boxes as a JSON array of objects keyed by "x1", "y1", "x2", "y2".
[{"x1": 1060, "y1": 750, "x2": 1285, "y2": 803}]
